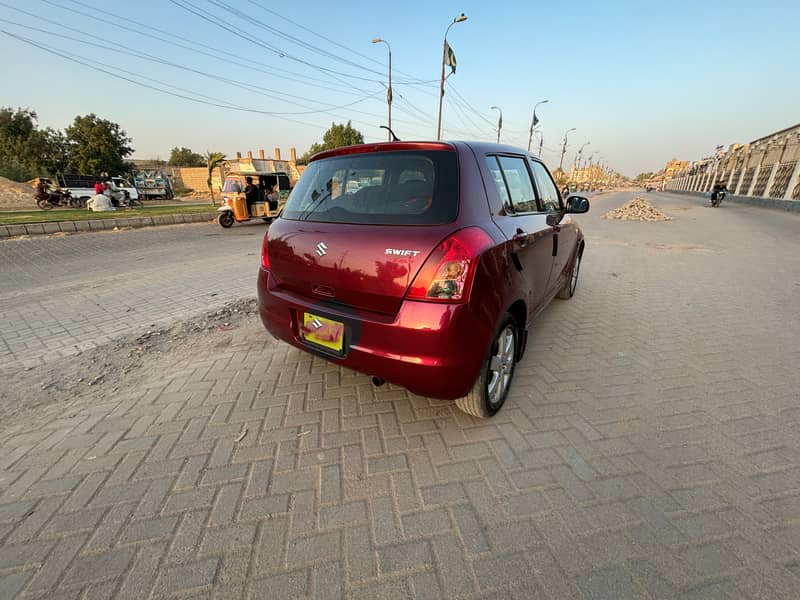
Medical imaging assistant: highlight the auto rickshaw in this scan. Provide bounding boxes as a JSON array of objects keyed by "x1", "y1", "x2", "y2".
[{"x1": 216, "y1": 170, "x2": 291, "y2": 228}]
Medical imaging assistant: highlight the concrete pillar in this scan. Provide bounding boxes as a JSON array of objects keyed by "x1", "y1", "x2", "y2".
[
  {"x1": 247, "y1": 150, "x2": 253, "y2": 159},
  {"x1": 236, "y1": 152, "x2": 242, "y2": 159},
  {"x1": 763, "y1": 163, "x2": 780, "y2": 198},
  {"x1": 745, "y1": 165, "x2": 760, "y2": 197},
  {"x1": 290, "y1": 147, "x2": 297, "y2": 162},
  {"x1": 274, "y1": 148, "x2": 281, "y2": 161},
  {"x1": 733, "y1": 163, "x2": 747, "y2": 195},
  {"x1": 785, "y1": 161, "x2": 800, "y2": 201},
  {"x1": 259, "y1": 149, "x2": 265, "y2": 159}
]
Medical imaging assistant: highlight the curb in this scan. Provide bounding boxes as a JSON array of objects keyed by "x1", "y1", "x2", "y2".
[
  {"x1": 665, "y1": 190, "x2": 800, "y2": 213},
  {"x1": 0, "y1": 212, "x2": 218, "y2": 239}
]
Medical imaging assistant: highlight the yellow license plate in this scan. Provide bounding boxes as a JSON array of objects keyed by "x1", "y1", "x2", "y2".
[{"x1": 301, "y1": 313, "x2": 344, "y2": 353}]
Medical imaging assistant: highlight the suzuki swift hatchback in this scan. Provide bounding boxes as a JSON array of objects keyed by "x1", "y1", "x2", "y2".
[{"x1": 257, "y1": 141, "x2": 589, "y2": 417}]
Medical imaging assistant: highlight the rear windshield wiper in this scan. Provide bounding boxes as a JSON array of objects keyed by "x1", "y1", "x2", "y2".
[{"x1": 298, "y1": 189, "x2": 332, "y2": 221}]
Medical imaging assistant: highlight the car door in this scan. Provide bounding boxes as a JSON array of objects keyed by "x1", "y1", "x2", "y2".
[
  {"x1": 484, "y1": 154, "x2": 556, "y2": 316},
  {"x1": 529, "y1": 158, "x2": 577, "y2": 296}
]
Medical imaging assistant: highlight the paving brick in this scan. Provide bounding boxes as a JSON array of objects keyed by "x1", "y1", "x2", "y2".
[
  {"x1": 378, "y1": 539, "x2": 432, "y2": 573},
  {"x1": 152, "y1": 557, "x2": 219, "y2": 595},
  {"x1": 286, "y1": 530, "x2": 341, "y2": 566},
  {"x1": 249, "y1": 569, "x2": 309, "y2": 600},
  {"x1": 63, "y1": 547, "x2": 137, "y2": 586}
]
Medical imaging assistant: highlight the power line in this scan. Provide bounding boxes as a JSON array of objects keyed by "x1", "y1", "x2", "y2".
[
  {"x1": 0, "y1": 30, "x2": 388, "y2": 133},
  {"x1": 34, "y1": 0, "x2": 365, "y2": 96},
  {"x1": 241, "y1": 0, "x2": 438, "y2": 85},
  {"x1": 168, "y1": 0, "x2": 383, "y2": 89},
  {"x1": 0, "y1": 17, "x2": 385, "y2": 116}
]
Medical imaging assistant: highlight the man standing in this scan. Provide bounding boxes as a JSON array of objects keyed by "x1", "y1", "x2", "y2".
[{"x1": 244, "y1": 176, "x2": 259, "y2": 215}]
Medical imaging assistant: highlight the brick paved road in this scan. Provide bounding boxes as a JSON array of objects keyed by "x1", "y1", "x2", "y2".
[
  {"x1": 0, "y1": 221, "x2": 264, "y2": 368},
  {"x1": 1, "y1": 191, "x2": 800, "y2": 599}
]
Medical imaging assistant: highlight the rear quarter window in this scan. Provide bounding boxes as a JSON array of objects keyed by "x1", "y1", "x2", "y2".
[{"x1": 281, "y1": 150, "x2": 459, "y2": 225}]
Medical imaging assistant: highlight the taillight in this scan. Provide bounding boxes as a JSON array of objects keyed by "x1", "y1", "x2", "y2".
[
  {"x1": 261, "y1": 234, "x2": 271, "y2": 269},
  {"x1": 406, "y1": 227, "x2": 494, "y2": 303}
]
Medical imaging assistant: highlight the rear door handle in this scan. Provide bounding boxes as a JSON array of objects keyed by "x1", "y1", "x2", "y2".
[{"x1": 513, "y1": 227, "x2": 528, "y2": 247}]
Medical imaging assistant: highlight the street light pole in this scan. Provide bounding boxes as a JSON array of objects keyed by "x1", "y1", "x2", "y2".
[
  {"x1": 527, "y1": 99, "x2": 549, "y2": 152},
  {"x1": 574, "y1": 141, "x2": 590, "y2": 183},
  {"x1": 436, "y1": 13, "x2": 467, "y2": 141},
  {"x1": 372, "y1": 38, "x2": 392, "y2": 141},
  {"x1": 538, "y1": 131, "x2": 544, "y2": 158},
  {"x1": 490, "y1": 106, "x2": 502, "y2": 143},
  {"x1": 559, "y1": 127, "x2": 576, "y2": 172}
]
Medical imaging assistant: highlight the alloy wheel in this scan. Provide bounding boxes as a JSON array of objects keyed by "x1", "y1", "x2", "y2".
[{"x1": 487, "y1": 324, "x2": 516, "y2": 408}]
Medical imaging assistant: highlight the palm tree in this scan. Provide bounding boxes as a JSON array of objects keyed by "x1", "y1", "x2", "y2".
[{"x1": 205, "y1": 151, "x2": 226, "y2": 205}]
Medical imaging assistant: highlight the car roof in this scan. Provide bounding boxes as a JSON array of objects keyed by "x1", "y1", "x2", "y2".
[{"x1": 309, "y1": 141, "x2": 543, "y2": 163}]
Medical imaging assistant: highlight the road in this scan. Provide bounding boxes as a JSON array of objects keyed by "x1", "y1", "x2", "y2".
[
  {"x1": 0, "y1": 219, "x2": 266, "y2": 368},
  {"x1": 1, "y1": 191, "x2": 800, "y2": 599}
]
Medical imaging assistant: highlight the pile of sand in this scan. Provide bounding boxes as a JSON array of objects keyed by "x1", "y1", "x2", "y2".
[
  {"x1": 0, "y1": 176, "x2": 36, "y2": 211},
  {"x1": 603, "y1": 197, "x2": 671, "y2": 221}
]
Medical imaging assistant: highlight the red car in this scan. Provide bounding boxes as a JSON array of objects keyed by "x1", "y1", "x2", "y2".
[{"x1": 257, "y1": 141, "x2": 588, "y2": 417}]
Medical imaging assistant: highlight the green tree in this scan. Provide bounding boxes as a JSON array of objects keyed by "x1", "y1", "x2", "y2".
[
  {"x1": 205, "y1": 151, "x2": 226, "y2": 205},
  {"x1": 635, "y1": 172, "x2": 655, "y2": 182},
  {"x1": 168, "y1": 146, "x2": 205, "y2": 167},
  {"x1": 65, "y1": 113, "x2": 133, "y2": 175},
  {"x1": 299, "y1": 121, "x2": 364, "y2": 164},
  {"x1": 0, "y1": 107, "x2": 66, "y2": 181}
]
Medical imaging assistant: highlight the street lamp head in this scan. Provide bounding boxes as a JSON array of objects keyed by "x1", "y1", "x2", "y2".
[
  {"x1": 454, "y1": 13, "x2": 467, "y2": 23},
  {"x1": 371, "y1": 38, "x2": 382, "y2": 43},
  {"x1": 491, "y1": 106, "x2": 500, "y2": 111}
]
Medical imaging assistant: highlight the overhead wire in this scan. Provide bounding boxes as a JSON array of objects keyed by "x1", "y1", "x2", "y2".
[
  {"x1": 0, "y1": 30, "x2": 393, "y2": 134},
  {"x1": 0, "y1": 17, "x2": 386, "y2": 116},
  {"x1": 36, "y1": 0, "x2": 362, "y2": 94}
]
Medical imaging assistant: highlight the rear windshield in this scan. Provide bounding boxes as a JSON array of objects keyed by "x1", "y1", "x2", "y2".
[{"x1": 281, "y1": 150, "x2": 458, "y2": 225}]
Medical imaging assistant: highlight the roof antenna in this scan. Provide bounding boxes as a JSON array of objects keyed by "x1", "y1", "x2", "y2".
[{"x1": 380, "y1": 125, "x2": 400, "y2": 142}]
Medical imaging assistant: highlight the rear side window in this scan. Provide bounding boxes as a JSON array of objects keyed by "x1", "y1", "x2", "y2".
[
  {"x1": 281, "y1": 150, "x2": 458, "y2": 225},
  {"x1": 486, "y1": 156, "x2": 538, "y2": 213}
]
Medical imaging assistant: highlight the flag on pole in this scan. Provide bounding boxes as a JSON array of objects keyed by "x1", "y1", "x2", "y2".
[
  {"x1": 533, "y1": 114, "x2": 539, "y2": 126},
  {"x1": 444, "y1": 41, "x2": 457, "y2": 74}
]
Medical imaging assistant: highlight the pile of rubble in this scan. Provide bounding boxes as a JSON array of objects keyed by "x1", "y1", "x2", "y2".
[
  {"x1": 0, "y1": 176, "x2": 36, "y2": 210},
  {"x1": 603, "y1": 197, "x2": 671, "y2": 221}
]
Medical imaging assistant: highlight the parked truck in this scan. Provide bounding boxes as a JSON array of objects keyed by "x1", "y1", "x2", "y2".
[
  {"x1": 132, "y1": 170, "x2": 173, "y2": 201},
  {"x1": 56, "y1": 174, "x2": 140, "y2": 207}
]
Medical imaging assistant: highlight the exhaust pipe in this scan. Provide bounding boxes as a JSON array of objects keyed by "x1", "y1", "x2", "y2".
[{"x1": 371, "y1": 376, "x2": 385, "y2": 387}]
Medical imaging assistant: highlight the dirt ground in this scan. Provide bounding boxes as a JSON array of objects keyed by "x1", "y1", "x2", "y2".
[
  {"x1": 0, "y1": 298, "x2": 261, "y2": 436},
  {"x1": 0, "y1": 176, "x2": 36, "y2": 210}
]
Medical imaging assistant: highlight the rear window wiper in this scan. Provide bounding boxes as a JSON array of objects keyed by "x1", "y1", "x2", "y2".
[{"x1": 298, "y1": 189, "x2": 332, "y2": 220}]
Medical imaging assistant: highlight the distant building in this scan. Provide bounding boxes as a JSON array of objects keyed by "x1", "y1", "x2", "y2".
[
  {"x1": 665, "y1": 123, "x2": 800, "y2": 201},
  {"x1": 663, "y1": 159, "x2": 690, "y2": 179}
]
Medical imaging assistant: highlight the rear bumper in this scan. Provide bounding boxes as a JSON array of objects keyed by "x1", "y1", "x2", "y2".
[{"x1": 257, "y1": 268, "x2": 491, "y2": 400}]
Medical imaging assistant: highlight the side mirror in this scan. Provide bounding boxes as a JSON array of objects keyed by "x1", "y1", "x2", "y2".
[{"x1": 565, "y1": 195, "x2": 589, "y2": 214}]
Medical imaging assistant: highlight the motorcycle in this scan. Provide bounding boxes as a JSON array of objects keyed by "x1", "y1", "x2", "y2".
[{"x1": 35, "y1": 187, "x2": 78, "y2": 210}]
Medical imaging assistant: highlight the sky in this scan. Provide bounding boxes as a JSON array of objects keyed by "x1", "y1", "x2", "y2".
[{"x1": 0, "y1": 0, "x2": 798, "y2": 177}]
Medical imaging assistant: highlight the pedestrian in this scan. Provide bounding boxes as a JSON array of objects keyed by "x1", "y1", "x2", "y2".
[
  {"x1": 244, "y1": 176, "x2": 259, "y2": 215},
  {"x1": 94, "y1": 180, "x2": 106, "y2": 195}
]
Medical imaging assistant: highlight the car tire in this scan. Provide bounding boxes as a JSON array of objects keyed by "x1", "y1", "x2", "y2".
[
  {"x1": 455, "y1": 313, "x2": 518, "y2": 419},
  {"x1": 558, "y1": 246, "x2": 582, "y2": 299}
]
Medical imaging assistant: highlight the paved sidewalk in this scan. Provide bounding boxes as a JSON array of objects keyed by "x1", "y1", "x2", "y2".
[{"x1": 1, "y1": 192, "x2": 800, "y2": 599}]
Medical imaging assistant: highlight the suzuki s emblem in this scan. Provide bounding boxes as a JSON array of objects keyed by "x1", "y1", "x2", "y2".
[
  {"x1": 311, "y1": 318, "x2": 323, "y2": 330},
  {"x1": 316, "y1": 241, "x2": 328, "y2": 257}
]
